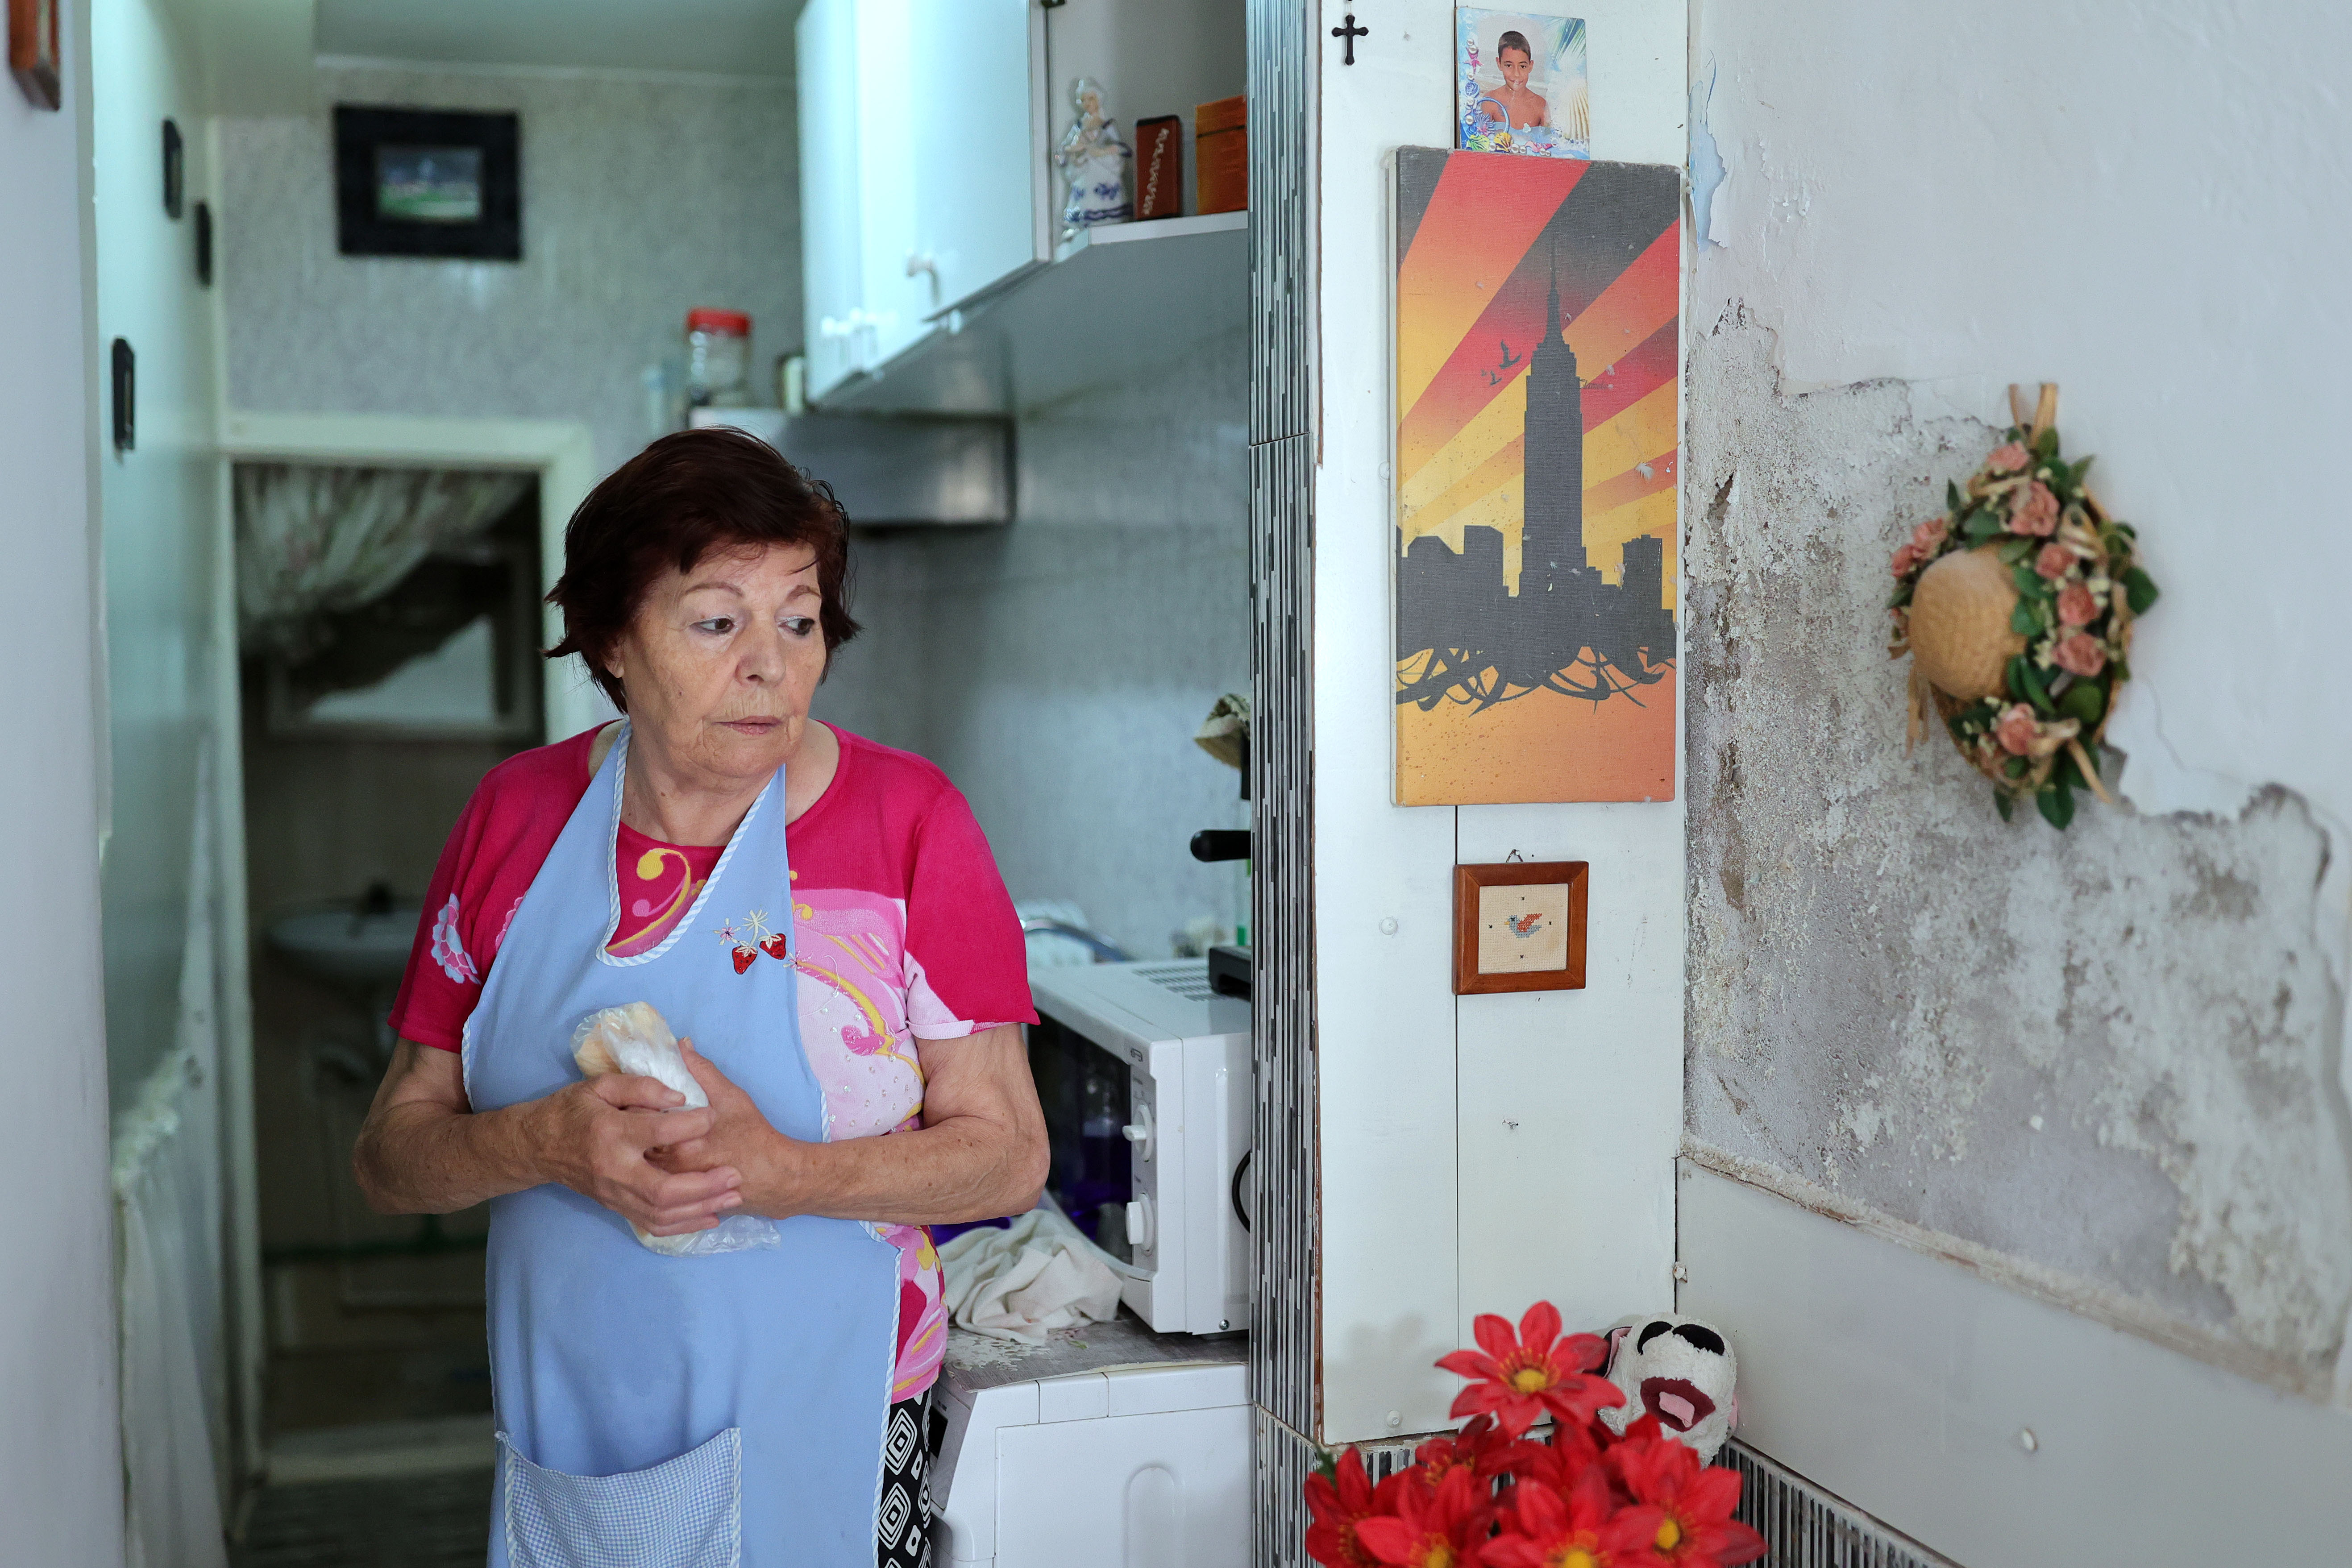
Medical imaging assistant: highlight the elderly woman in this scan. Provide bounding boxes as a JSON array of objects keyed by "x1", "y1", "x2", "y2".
[{"x1": 354, "y1": 428, "x2": 1047, "y2": 1568}]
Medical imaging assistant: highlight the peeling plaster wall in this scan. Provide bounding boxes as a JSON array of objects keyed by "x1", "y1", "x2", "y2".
[
  {"x1": 1685, "y1": 0, "x2": 2352, "y2": 1400},
  {"x1": 1685, "y1": 318, "x2": 2352, "y2": 1394}
]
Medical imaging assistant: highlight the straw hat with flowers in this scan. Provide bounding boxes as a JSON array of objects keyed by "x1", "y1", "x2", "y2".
[{"x1": 1888, "y1": 385, "x2": 2160, "y2": 829}]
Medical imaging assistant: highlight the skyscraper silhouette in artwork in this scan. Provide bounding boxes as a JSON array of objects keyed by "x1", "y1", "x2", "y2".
[{"x1": 1395, "y1": 249, "x2": 1674, "y2": 713}]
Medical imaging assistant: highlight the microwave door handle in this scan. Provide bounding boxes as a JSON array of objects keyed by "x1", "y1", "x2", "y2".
[{"x1": 1230, "y1": 1148, "x2": 1252, "y2": 1232}]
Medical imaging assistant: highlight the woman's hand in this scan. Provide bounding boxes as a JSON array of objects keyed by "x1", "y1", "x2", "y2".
[
  {"x1": 648, "y1": 1025, "x2": 1047, "y2": 1227},
  {"x1": 524, "y1": 1071, "x2": 748, "y2": 1237},
  {"x1": 644, "y1": 1040, "x2": 798, "y2": 1211}
]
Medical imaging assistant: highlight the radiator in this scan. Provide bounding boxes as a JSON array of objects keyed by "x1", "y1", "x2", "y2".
[
  {"x1": 1252, "y1": 1423, "x2": 1952, "y2": 1568},
  {"x1": 1720, "y1": 1440, "x2": 1957, "y2": 1568}
]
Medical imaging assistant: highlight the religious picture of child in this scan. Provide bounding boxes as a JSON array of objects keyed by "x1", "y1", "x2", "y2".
[{"x1": 1454, "y1": 9, "x2": 1590, "y2": 159}]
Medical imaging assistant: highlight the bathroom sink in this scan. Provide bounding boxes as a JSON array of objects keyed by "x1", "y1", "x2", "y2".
[{"x1": 269, "y1": 904, "x2": 424, "y2": 988}]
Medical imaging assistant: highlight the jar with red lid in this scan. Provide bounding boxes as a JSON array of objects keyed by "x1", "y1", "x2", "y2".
[{"x1": 684, "y1": 308, "x2": 753, "y2": 407}]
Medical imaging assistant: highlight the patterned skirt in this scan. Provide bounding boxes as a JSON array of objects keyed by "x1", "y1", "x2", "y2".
[{"x1": 877, "y1": 1391, "x2": 938, "y2": 1568}]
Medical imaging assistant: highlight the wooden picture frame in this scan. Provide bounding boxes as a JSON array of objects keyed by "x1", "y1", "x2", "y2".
[
  {"x1": 1453, "y1": 860, "x2": 1588, "y2": 994},
  {"x1": 9, "y1": 0, "x2": 61, "y2": 111},
  {"x1": 333, "y1": 104, "x2": 522, "y2": 261}
]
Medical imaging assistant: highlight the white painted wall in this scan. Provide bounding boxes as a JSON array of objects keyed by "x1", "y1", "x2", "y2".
[
  {"x1": 1312, "y1": 0, "x2": 1687, "y2": 1444},
  {"x1": 92, "y1": 0, "x2": 225, "y2": 1115},
  {"x1": 1682, "y1": 1160, "x2": 2352, "y2": 1563},
  {"x1": 0, "y1": 4, "x2": 129, "y2": 1560}
]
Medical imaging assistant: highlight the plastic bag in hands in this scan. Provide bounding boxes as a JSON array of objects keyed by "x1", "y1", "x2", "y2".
[{"x1": 570, "y1": 1002, "x2": 780, "y2": 1257}]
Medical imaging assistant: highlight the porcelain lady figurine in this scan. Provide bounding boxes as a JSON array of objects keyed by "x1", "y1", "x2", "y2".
[{"x1": 1055, "y1": 77, "x2": 1133, "y2": 238}]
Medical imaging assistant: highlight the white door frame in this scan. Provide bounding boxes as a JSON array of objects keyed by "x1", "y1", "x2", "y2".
[
  {"x1": 219, "y1": 410, "x2": 601, "y2": 738},
  {"x1": 210, "y1": 411, "x2": 599, "y2": 1481}
]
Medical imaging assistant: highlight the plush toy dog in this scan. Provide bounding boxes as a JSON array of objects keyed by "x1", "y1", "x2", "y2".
[{"x1": 1597, "y1": 1314, "x2": 1738, "y2": 1464}]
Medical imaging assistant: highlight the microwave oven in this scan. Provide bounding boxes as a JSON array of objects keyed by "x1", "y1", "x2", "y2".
[{"x1": 1025, "y1": 959, "x2": 1250, "y2": 1336}]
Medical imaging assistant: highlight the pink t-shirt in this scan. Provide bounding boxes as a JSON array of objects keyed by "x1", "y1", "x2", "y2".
[{"x1": 388, "y1": 723, "x2": 1036, "y2": 1400}]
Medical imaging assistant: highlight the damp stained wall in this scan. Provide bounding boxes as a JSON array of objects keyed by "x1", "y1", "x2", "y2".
[{"x1": 1684, "y1": 0, "x2": 2352, "y2": 1402}]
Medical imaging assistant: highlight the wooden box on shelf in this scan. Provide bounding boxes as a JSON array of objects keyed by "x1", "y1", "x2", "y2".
[{"x1": 1196, "y1": 94, "x2": 1247, "y2": 215}]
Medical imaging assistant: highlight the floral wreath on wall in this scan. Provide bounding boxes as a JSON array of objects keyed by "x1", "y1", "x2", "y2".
[{"x1": 1888, "y1": 384, "x2": 2160, "y2": 830}]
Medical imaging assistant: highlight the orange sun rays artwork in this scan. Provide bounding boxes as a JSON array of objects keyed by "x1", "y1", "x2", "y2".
[{"x1": 1393, "y1": 149, "x2": 1680, "y2": 805}]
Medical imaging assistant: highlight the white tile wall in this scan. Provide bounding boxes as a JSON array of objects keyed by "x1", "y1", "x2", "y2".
[{"x1": 219, "y1": 63, "x2": 799, "y2": 478}]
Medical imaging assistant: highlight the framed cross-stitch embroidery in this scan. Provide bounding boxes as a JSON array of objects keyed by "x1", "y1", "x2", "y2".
[{"x1": 1453, "y1": 860, "x2": 1588, "y2": 994}]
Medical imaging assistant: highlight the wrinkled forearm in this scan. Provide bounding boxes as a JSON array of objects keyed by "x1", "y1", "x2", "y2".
[
  {"x1": 738, "y1": 1114, "x2": 1047, "y2": 1227},
  {"x1": 353, "y1": 1095, "x2": 549, "y2": 1216}
]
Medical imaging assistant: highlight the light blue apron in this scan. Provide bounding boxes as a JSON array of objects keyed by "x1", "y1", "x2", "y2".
[{"x1": 464, "y1": 725, "x2": 900, "y2": 1568}]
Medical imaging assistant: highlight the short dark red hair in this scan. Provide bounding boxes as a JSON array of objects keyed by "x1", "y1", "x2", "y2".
[{"x1": 546, "y1": 427, "x2": 861, "y2": 713}]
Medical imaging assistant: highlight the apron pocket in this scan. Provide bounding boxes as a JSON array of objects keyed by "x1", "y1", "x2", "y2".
[{"x1": 500, "y1": 1427, "x2": 742, "y2": 1568}]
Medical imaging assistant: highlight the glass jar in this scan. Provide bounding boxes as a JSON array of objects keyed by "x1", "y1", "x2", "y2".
[{"x1": 684, "y1": 308, "x2": 753, "y2": 407}]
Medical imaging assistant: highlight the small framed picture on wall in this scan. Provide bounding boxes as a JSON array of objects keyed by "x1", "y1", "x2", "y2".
[
  {"x1": 1455, "y1": 8, "x2": 1589, "y2": 158},
  {"x1": 1453, "y1": 860, "x2": 1589, "y2": 994},
  {"x1": 10, "y1": 0, "x2": 62, "y2": 110},
  {"x1": 334, "y1": 104, "x2": 522, "y2": 261}
]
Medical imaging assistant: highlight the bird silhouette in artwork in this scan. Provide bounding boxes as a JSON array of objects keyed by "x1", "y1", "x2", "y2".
[
  {"x1": 1482, "y1": 339, "x2": 1525, "y2": 387},
  {"x1": 1504, "y1": 911, "x2": 1546, "y2": 937}
]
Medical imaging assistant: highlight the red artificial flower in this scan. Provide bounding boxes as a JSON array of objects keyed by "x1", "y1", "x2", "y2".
[
  {"x1": 1607, "y1": 1421, "x2": 1766, "y2": 1568},
  {"x1": 1986, "y1": 440, "x2": 2032, "y2": 473},
  {"x1": 1487, "y1": 1470, "x2": 1650, "y2": 1568},
  {"x1": 1355, "y1": 1465, "x2": 1495, "y2": 1568},
  {"x1": 1307, "y1": 1448, "x2": 1393, "y2": 1568},
  {"x1": 2033, "y1": 541, "x2": 2075, "y2": 581},
  {"x1": 1510, "y1": 1413, "x2": 1608, "y2": 1501},
  {"x1": 1414, "y1": 1415, "x2": 1537, "y2": 1490},
  {"x1": 1438, "y1": 1303, "x2": 1627, "y2": 1440}
]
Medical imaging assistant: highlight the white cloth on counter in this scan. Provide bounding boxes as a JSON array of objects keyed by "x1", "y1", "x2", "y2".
[{"x1": 937, "y1": 1207, "x2": 1123, "y2": 1345}]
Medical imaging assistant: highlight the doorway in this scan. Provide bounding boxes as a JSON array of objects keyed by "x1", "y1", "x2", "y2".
[{"x1": 213, "y1": 420, "x2": 596, "y2": 1558}]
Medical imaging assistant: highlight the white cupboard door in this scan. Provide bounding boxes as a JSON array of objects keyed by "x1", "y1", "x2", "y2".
[
  {"x1": 853, "y1": 0, "x2": 930, "y2": 373},
  {"x1": 910, "y1": 0, "x2": 1051, "y2": 317},
  {"x1": 797, "y1": 0, "x2": 864, "y2": 400}
]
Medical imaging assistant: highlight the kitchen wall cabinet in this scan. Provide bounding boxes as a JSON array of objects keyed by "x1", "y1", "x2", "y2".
[
  {"x1": 798, "y1": 0, "x2": 1051, "y2": 401},
  {"x1": 796, "y1": 0, "x2": 867, "y2": 398},
  {"x1": 908, "y1": 0, "x2": 1052, "y2": 323},
  {"x1": 797, "y1": 0, "x2": 1243, "y2": 407}
]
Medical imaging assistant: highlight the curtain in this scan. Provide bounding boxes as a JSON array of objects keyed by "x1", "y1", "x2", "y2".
[
  {"x1": 115, "y1": 747, "x2": 230, "y2": 1568},
  {"x1": 235, "y1": 463, "x2": 532, "y2": 657}
]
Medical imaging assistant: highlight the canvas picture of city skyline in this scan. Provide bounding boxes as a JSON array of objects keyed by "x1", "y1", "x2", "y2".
[{"x1": 1393, "y1": 149, "x2": 1679, "y2": 804}]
